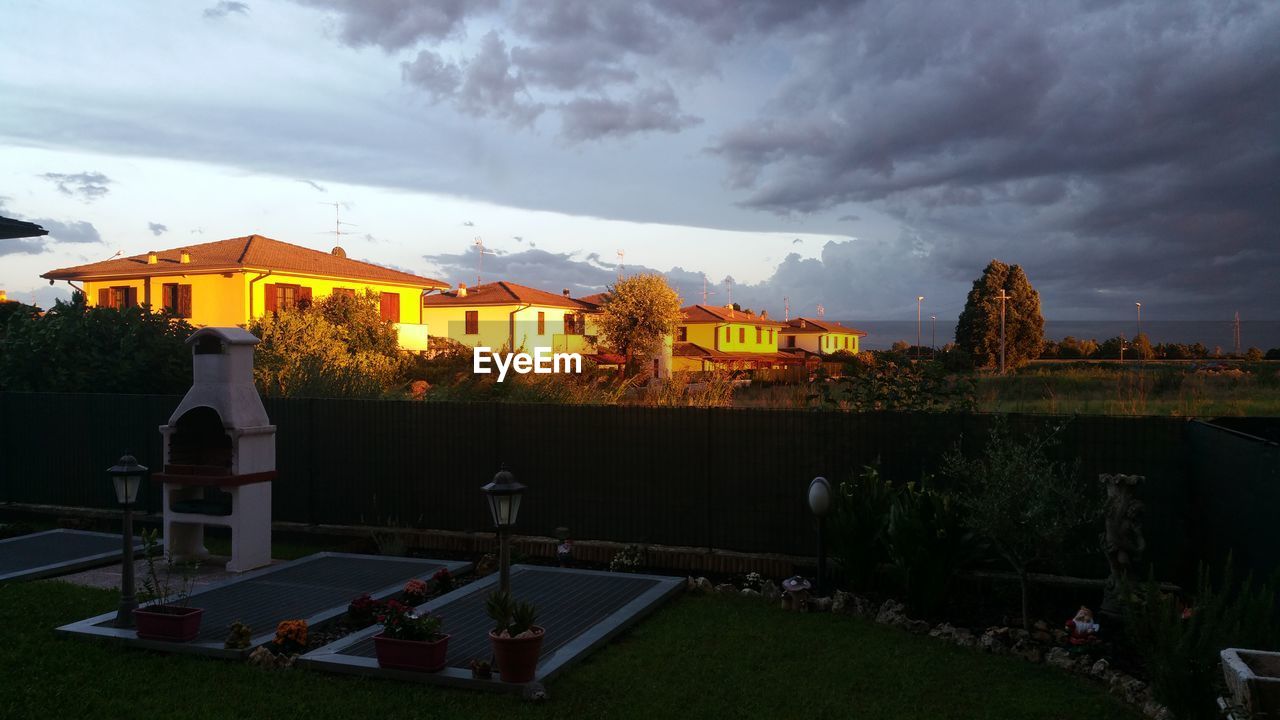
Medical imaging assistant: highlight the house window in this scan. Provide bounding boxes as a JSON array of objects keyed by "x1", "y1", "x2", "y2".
[
  {"x1": 677, "y1": 326, "x2": 688, "y2": 342},
  {"x1": 537, "y1": 311, "x2": 546, "y2": 335},
  {"x1": 755, "y1": 327, "x2": 761, "y2": 343},
  {"x1": 465, "y1": 310, "x2": 479, "y2": 335},
  {"x1": 263, "y1": 283, "x2": 311, "y2": 313},
  {"x1": 738, "y1": 328, "x2": 745, "y2": 343},
  {"x1": 787, "y1": 336, "x2": 796, "y2": 348},
  {"x1": 380, "y1": 292, "x2": 400, "y2": 322},
  {"x1": 564, "y1": 313, "x2": 584, "y2": 335},
  {"x1": 98, "y1": 286, "x2": 137, "y2": 309},
  {"x1": 845, "y1": 337, "x2": 850, "y2": 349},
  {"x1": 161, "y1": 283, "x2": 192, "y2": 318}
]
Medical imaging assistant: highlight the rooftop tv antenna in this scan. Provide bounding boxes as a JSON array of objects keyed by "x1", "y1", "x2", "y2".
[
  {"x1": 725, "y1": 278, "x2": 734, "y2": 306},
  {"x1": 784, "y1": 296, "x2": 790, "y2": 322},
  {"x1": 700, "y1": 273, "x2": 717, "y2": 304},
  {"x1": 816, "y1": 303, "x2": 825, "y2": 319},
  {"x1": 318, "y1": 202, "x2": 356, "y2": 242},
  {"x1": 474, "y1": 237, "x2": 496, "y2": 286},
  {"x1": 616, "y1": 249, "x2": 625, "y2": 278}
]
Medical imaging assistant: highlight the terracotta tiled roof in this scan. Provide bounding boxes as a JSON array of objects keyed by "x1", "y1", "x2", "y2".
[
  {"x1": 782, "y1": 317, "x2": 868, "y2": 336},
  {"x1": 421, "y1": 281, "x2": 597, "y2": 310},
  {"x1": 577, "y1": 292, "x2": 609, "y2": 309},
  {"x1": 42, "y1": 235, "x2": 449, "y2": 288},
  {"x1": 679, "y1": 304, "x2": 787, "y2": 326}
]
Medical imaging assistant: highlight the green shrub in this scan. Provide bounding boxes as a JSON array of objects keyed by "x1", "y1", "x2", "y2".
[
  {"x1": 1125, "y1": 560, "x2": 1280, "y2": 720},
  {"x1": 827, "y1": 467, "x2": 895, "y2": 592},
  {"x1": 886, "y1": 483, "x2": 982, "y2": 617}
]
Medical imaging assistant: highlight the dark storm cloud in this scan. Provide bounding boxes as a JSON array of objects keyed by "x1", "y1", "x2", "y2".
[
  {"x1": 402, "y1": 32, "x2": 544, "y2": 125},
  {"x1": 712, "y1": 0, "x2": 1280, "y2": 317},
  {"x1": 148, "y1": 222, "x2": 168, "y2": 236},
  {"x1": 296, "y1": 0, "x2": 492, "y2": 51},
  {"x1": 424, "y1": 246, "x2": 708, "y2": 301},
  {"x1": 35, "y1": 218, "x2": 103, "y2": 245},
  {"x1": 0, "y1": 198, "x2": 102, "y2": 255},
  {"x1": 203, "y1": 2, "x2": 249, "y2": 19},
  {"x1": 560, "y1": 84, "x2": 701, "y2": 141},
  {"x1": 39, "y1": 171, "x2": 112, "y2": 201}
]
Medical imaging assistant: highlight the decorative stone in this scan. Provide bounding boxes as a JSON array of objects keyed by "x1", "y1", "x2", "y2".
[
  {"x1": 715, "y1": 583, "x2": 738, "y2": 596},
  {"x1": 761, "y1": 582, "x2": 780, "y2": 604},
  {"x1": 1011, "y1": 641, "x2": 1043, "y2": 664},
  {"x1": 929, "y1": 623, "x2": 957, "y2": 640},
  {"x1": 1031, "y1": 630, "x2": 1054, "y2": 644},
  {"x1": 810, "y1": 596, "x2": 833, "y2": 613},
  {"x1": 1140, "y1": 700, "x2": 1170, "y2": 720},
  {"x1": 521, "y1": 682, "x2": 549, "y2": 702},
  {"x1": 740, "y1": 588, "x2": 761, "y2": 598},
  {"x1": 875, "y1": 599, "x2": 908, "y2": 627},
  {"x1": 1090, "y1": 658, "x2": 1111, "y2": 678},
  {"x1": 1045, "y1": 647, "x2": 1079, "y2": 671},
  {"x1": 831, "y1": 590, "x2": 849, "y2": 614},
  {"x1": 905, "y1": 619, "x2": 931, "y2": 635},
  {"x1": 694, "y1": 577, "x2": 714, "y2": 594},
  {"x1": 979, "y1": 631, "x2": 1008, "y2": 655},
  {"x1": 952, "y1": 628, "x2": 976, "y2": 648}
]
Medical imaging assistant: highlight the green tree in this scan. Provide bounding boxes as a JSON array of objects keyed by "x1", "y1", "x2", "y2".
[
  {"x1": 954, "y1": 260, "x2": 1044, "y2": 371},
  {"x1": 594, "y1": 273, "x2": 683, "y2": 378},
  {"x1": 942, "y1": 420, "x2": 1101, "y2": 630},
  {"x1": 249, "y1": 292, "x2": 405, "y2": 397},
  {"x1": 1131, "y1": 332, "x2": 1155, "y2": 360},
  {"x1": 0, "y1": 297, "x2": 193, "y2": 393}
]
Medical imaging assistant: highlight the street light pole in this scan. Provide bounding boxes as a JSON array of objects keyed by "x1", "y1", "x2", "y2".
[
  {"x1": 997, "y1": 290, "x2": 1010, "y2": 374},
  {"x1": 1136, "y1": 302, "x2": 1142, "y2": 338},
  {"x1": 931, "y1": 315, "x2": 937, "y2": 352},
  {"x1": 916, "y1": 296, "x2": 924, "y2": 360}
]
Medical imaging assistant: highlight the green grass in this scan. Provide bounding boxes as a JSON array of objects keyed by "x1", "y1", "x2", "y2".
[{"x1": 0, "y1": 581, "x2": 1134, "y2": 719}]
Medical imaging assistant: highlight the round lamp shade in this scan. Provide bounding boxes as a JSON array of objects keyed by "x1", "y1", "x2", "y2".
[
  {"x1": 808, "y1": 476, "x2": 831, "y2": 517},
  {"x1": 107, "y1": 454, "x2": 148, "y2": 505}
]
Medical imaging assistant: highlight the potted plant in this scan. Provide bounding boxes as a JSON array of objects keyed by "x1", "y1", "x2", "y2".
[
  {"x1": 486, "y1": 591, "x2": 544, "y2": 683},
  {"x1": 133, "y1": 529, "x2": 204, "y2": 642},
  {"x1": 372, "y1": 600, "x2": 449, "y2": 672}
]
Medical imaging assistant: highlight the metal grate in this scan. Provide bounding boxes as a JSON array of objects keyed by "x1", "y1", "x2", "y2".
[
  {"x1": 339, "y1": 567, "x2": 661, "y2": 668},
  {"x1": 94, "y1": 555, "x2": 444, "y2": 643},
  {"x1": 0, "y1": 531, "x2": 130, "y2": 576}
]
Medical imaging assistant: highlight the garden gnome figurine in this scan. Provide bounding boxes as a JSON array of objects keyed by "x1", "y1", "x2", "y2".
[
  {"x1": 555, "y1": 527, "x2": 573, "y2": 567},
  {"x1": 781, "y1": 576, "x2": 811, "y2": 613},
  {"x1": 1065, "y1": 606, "x2": 1100, "y2": 646}
]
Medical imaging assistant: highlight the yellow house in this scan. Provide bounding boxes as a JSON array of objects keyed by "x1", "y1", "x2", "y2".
[
  {"x1": 780, "y1": 317, "x2": 867, "y2": 356},
  {"x1": 671, "y1": 304, "x2": 789, "y2": 371},
  {"x1": 41, "y1": 234, "x2": 449, "y2": 351},
  {"x1": 421, "y1": 281, "x2": 597, "y2": 353}
]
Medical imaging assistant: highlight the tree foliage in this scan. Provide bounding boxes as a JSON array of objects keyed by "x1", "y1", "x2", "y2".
[
  {"x1": 594, "y1": 273, "x2": 683, "y2": 376},
  {"x1": 942, "y1": 419, "x2": 1101, "y2": 629},
  {"x1": 249, "y1": 291, "x2": 405, "y2": 398},
  {"x1": 955, "y1": 260, "x2": 1044, "y2": 370},
  {"x1": 0, "y1": 297, "x2": 193, "y2": 393}
]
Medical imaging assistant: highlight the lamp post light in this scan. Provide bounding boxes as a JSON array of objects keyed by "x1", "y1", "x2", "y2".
[
  {"x1": 107, "y1": 453, "x2": 147, "y2": 628},
  {"x1": 807, "y1": 476, "x2": 831, "y2": 596},
  {"x1": 1135, "y1": 302, "x2": 1142, "y2": 338},
  {"x1": 481, "y1": 465, "x2": 526, "y2": 596},
  {"x1": 931, "y1": 315, "x2": 937, "y2": 353},
  {"x1": 916, "y1": 296, "x2": 925, "y2": 360}
]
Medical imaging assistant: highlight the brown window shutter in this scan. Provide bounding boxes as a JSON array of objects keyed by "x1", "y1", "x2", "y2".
[
  {"x1": 178, "y1": 284, "x2": 192, "y2": 318},
  {"x1": 299, "y1": 286, "x2": 313, "y2": 303},
  {"x1": 537, "y1": 311, "x2": 545, "y2": 335},
  {"x1": 465, "y1": 310, "x2": 478, "y2": 335},
  {"x1": 263, "y1": 284, "x2": 277, "y2": 312},
  {"x1": 125, "y1": 287, "x2": 138, "y2": 308},
  {"x1": 380, "y1": 292, "x2": 399, "y2": 322},
  {"x1": 97, "y1": 288, "x2": 110, "y2": 307}
]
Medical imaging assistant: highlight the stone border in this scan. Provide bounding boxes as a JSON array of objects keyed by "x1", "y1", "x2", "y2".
[
  {"x1": 300, "y1": 564, "x2": 684, "y2": 695},
  {"x1": 56, "y1": 552, "x2": 472, "y2": 659},
  {"x1": 0, "y1": 529, "x2": 144, "y2": 584}
]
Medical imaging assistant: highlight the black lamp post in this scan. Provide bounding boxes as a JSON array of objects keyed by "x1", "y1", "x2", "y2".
[
  {"x1": 107, "y1": 454, "x2": 147, "y2": 628},
  {"x1": 481, "y1": 466, "x2": 526, "y2": 596},
  {"x1": 807, "y1": 476, "x2": 831, "y2": 596}
]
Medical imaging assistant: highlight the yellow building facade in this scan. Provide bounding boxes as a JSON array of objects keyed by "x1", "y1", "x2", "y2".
[
  {"x1": 672, "y1": 304, "x2": 788, "y2": 371},
  {"x1": 421, "y1": 281, "x2": 597, "y2": 353},
  {"x1": 42, "y1": 235, "x2": 449, "y2": 351},
  {"x1": 780, "y1": 317, "x2": 867, "y2": 356}
]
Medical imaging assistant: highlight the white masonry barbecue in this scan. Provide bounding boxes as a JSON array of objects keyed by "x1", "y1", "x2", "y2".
[{"x1": 155, "y1": 327, "x2": 274, "y2": 572}]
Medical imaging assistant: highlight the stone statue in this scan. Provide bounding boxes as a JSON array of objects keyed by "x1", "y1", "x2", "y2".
[{"x1": 1100, "y1": 473, "x2": 1145, "y2": 616}]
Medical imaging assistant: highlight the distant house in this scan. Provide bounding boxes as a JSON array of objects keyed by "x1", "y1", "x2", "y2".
[
  {"x1": 671, "y1": 304, "x2": 789, "y2": 371},
  {"x1": 421, "y1": 281, "x2": 598, "y2": 354},
  {"x1": 780, "y1": 317, "x2": 867, "y2": 356},
  {"x1": 41, "y1": 234, "x2": 449, "y2": 351}
]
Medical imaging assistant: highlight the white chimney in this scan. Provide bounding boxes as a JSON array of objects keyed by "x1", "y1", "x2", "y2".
[
  {"x1": 180, "y1": 250, "x2": 191, "y2": 264},
  {"x1": 147, "y1": 251, "x2": 158, "y2": 265},
  {"x1": 457, "y1": 283, "x2": 468, "y2": 298}
]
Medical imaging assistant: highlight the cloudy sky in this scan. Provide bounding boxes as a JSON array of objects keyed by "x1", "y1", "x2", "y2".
[{"x1": 2, "y1": 0, "x2": 1276, "y2": 322}]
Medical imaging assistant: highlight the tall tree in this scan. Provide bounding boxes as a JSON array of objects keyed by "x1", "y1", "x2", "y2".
[
  {"x1": 594, "y1": 273, "x2": 683, "y2": 378},
  {"x1": 954, "y1": 260, "x2": 1044, "y2": 371}
]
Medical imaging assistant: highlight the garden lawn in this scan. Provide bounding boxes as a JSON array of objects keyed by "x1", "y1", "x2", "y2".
[{"x1": 0, "y1": 580, "x2": 1135, "y2": 720}]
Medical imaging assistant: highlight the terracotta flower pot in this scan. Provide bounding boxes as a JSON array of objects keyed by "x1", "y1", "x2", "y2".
[
  {"x1": 489, "y1": 626, "x2": 544, "y2": 683},
  {"x1": 133, "y1": 605, "x2": 204, "y2": 642},
  {"x1": 373, "y1": 631, "x2": 450, "y2": 672}
]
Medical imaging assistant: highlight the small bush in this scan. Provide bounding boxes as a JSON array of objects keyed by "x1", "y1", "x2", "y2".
[
  {"x1": 886, "y1": 483, "x2": 982, "y2": 618},
  {"x1": 827, "y1": 467, "x2": 895, "y2": 592}
]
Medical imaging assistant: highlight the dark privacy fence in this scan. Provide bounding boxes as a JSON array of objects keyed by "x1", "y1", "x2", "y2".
[{"x1": 1, "y1": 392, "x2": 1272, "y2": 581}]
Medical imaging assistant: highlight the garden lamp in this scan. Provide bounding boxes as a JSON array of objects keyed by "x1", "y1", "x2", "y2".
[
  {"x1": 482, "y1": 466, "x2": 526, "y2": 595},
  {"x1": 107, "y1": 453, "x2": 147, "y2": 628},
  {"x1": 808, "y1": 477, "x2": 831, "y2": 596}
]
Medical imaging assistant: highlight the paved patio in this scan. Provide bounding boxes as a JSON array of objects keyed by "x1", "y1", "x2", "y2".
[
  {"x1": 0, "y1": 529, "x2": 144, "y2": 584},
  {"x1": 301, "y1": 565, "x2": 683, "y2": 692},
  {"x1": 58, "y1": 552, "x2": 471, "y2": 658}
]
